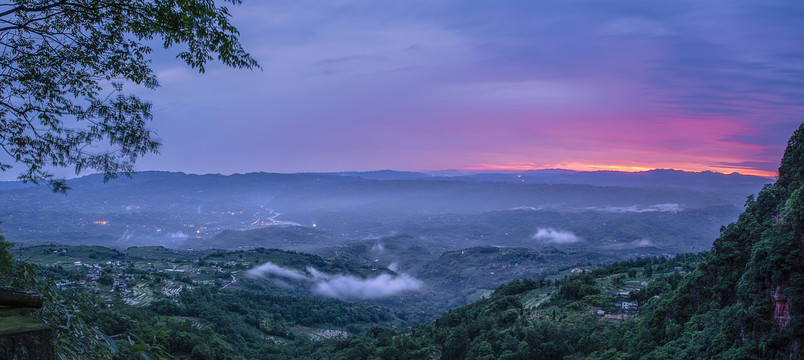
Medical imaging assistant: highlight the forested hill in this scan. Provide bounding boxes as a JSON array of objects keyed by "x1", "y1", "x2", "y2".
[
  {"x1": 684, "y1": 122, "x2": 804, "y2": 358},
  {"x1": 590, "y1": 123, "x2": 804, "y2": 358},
  {"x1": 307, "y1": 124, "x2": 804, "y2": 359}
]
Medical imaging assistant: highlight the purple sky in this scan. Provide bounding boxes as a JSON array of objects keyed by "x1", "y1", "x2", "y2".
[{"x1": 24, "y1": 0, "x2": 804, "y2": 179}]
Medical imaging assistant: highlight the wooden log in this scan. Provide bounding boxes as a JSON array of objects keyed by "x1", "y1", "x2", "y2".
[{"x1": 0, "y1": 288, "x2": 44, "y2": 309}]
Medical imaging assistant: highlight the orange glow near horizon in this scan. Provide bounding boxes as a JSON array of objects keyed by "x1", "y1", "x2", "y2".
[{"x1": 462, "y1": 163, "x2": 777, "y2": 178}]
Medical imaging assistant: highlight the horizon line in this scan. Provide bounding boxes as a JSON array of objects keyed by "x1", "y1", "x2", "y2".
[{"x1": 0, "y1": 166, "x2": 778, "y2": 183}]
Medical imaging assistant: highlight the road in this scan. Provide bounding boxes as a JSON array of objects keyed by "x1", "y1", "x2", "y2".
[{"x1": 220, "y1": 274, "x2": 236, "y2": 290}]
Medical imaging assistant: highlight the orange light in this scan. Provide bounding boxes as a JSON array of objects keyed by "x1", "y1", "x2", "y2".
[{"x1": 460, "y1": 163, "x2": 775, "y2": 178}]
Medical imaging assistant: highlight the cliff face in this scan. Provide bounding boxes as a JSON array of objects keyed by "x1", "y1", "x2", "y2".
[{"x1": 771, "y1": 284, "x2": 791, "y2": 331}]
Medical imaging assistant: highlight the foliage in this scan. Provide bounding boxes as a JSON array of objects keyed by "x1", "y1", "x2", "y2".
[
  {"x1": 0, "y1": 230, "x2": 12, "y2": 274},
  {"x1": 0, "y1": 0, "x2": 257, "y2": 191}
]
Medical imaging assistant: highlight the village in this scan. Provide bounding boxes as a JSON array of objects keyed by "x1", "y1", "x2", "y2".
[{"x1": 17, "y1": 245, "x2": 257, "y2": 307}]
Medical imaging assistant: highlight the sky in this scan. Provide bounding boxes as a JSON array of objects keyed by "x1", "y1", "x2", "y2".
[{"x1": 73, "y1": 1, "x2": 804, "y2": 177}]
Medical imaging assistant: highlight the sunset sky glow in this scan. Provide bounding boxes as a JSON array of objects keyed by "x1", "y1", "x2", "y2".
[{"x1": 121, "y1": 1, "x2": 804, "y2": 178}]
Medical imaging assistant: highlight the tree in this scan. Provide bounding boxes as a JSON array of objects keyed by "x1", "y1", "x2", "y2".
[
  {"x1": 0, "y1": 232, "x2": 11, "y2": 276},
  {"x1": 643, "y1": 265, "x2": 653, "y2": 278},
  {"x1": 99, "y1": 272, "x2": 113, "y2": 286},
  {"x1": 0, "y1": 3, "x2": 256, "y2": 357},
  {"x1": 0, "y1": 0, "x2": 258, "y2": 192}
]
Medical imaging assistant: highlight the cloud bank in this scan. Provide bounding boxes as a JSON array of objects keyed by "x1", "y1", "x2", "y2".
[
  {"x1": 607, "y1": 238, "x2": 656, "y2": 249},
  {"x1": 246, "y1": 261, "x2": 422, "y2": 299},
  {"x1": 168, "y1": 231, "x2": 189, "y2": 239},
  {"x1": 246, "y1": 262, "x2": 308, "y2": 281},
  {"x1": 533, "y1": 228, "x2": 583, "y2": 244},
  {"x1": 311, "y1": 273, "x2": 422, "y2": 300},
  {"x1": 510, "y1": 206, "x2": 542, "y2": 211},
  {"x1": 590, "y1": 203, "x2": 681, "y2": 213}
]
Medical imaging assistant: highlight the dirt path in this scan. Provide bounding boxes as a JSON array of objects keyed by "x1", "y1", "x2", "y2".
[{"x1": 220, "y1": 274, "x2": 236, "y2": 290}]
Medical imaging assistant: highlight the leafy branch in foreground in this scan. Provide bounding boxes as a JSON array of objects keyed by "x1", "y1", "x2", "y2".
[{"x1": 0, "y1": 0, "x2": 258, "y2": 192}]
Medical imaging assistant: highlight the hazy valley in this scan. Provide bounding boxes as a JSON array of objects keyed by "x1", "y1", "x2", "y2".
[
  {"x1": 6, "y1": 159, "x2": 802, "y2": 359},
  {"x1": 1, "y1": 169, "x2": 770, "y2": 317}
]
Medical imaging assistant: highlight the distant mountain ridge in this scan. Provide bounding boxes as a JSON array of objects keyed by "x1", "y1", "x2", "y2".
[
  {"x1": 0, "y1": 168, "x2": 770, "y2": 212},
  {"x1": 0, "y1": 167, "x2": 772, "y2": 191},
  {"x1": 0, "y1": 167, "x2": 769, "y2": 253}
]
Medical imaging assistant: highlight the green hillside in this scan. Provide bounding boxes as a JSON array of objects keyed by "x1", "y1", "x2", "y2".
[{"x1": 293, "y1": 124, "x2": 804, "y2": 359}]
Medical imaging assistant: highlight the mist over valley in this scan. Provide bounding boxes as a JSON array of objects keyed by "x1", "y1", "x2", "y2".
[{"x1": 2, "y1": 169, "x2": 770, "y2": 318}]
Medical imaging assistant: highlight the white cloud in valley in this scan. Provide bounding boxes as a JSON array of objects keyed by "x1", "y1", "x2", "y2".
[
  {"x1": 246, "y1": 262, "x2": 308, "y2": 281},
  {"x1": 533, "y1": 228, "x2": 583, "y2": 244},
  {"x1": 607, "y1": 238, "x2": 656, "y2": 249},
  {"x1": 311, "y1": 273, "x2": 422, "y2": 300},
  {"x1": 168, "y1": 231, "x2": 189, "y2": 239},
  {"x1": 591, "y1": 203, "x2": 681, "y2": 213},
  {"x1": 246, "y1": 261, "x2": 422, "y2": 299}
]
